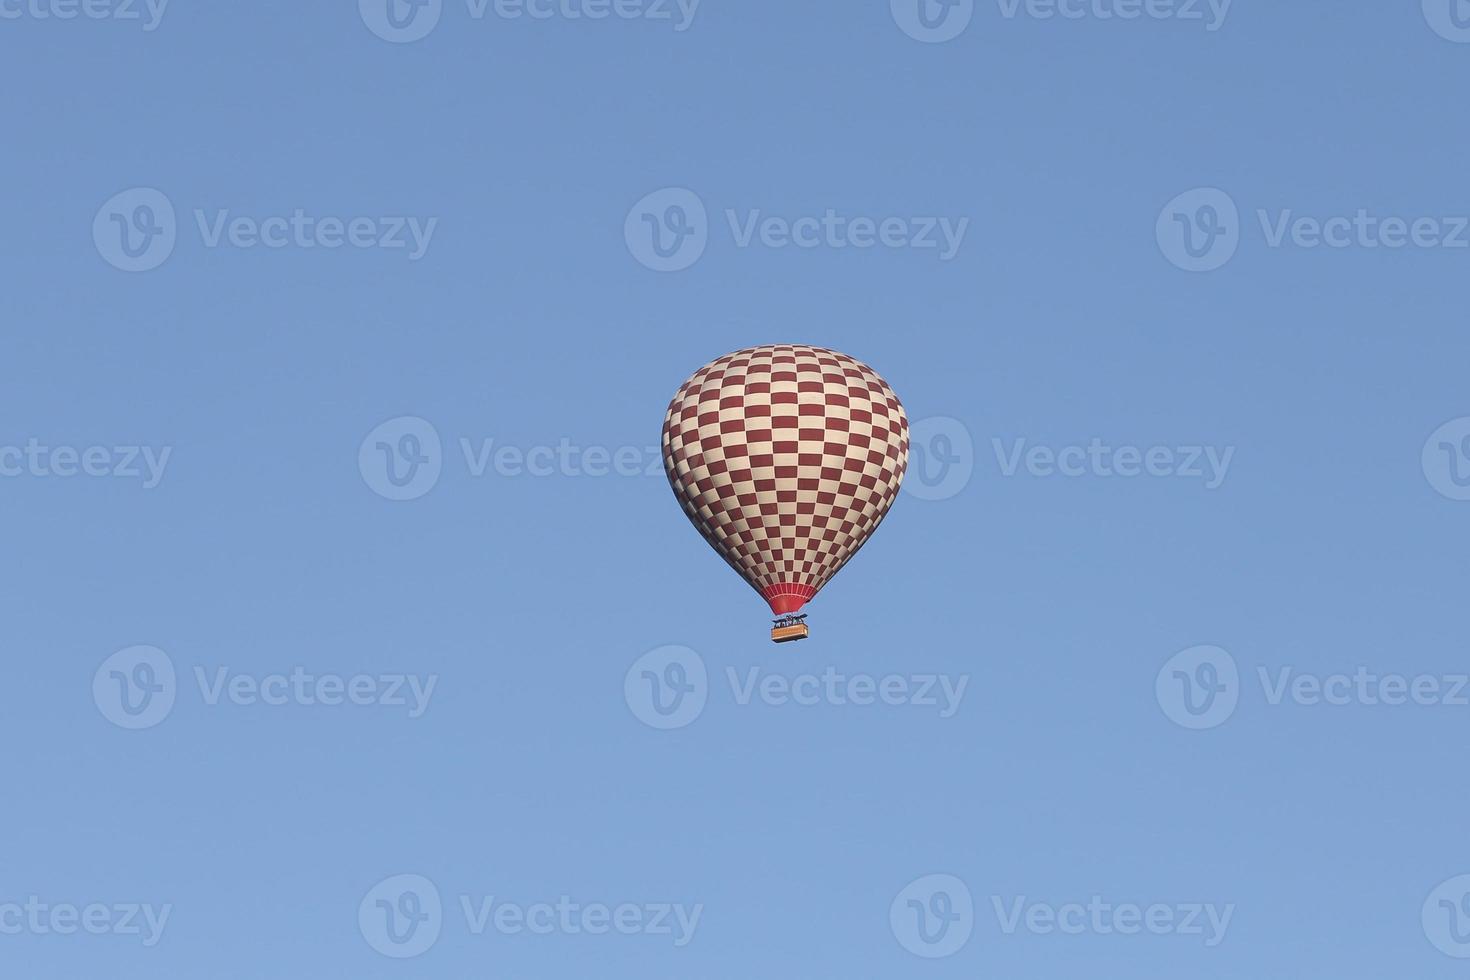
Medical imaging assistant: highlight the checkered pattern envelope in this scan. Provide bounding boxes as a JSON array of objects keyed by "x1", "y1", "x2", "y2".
[{"x1": 662, "y1": 345, "x2": 909, "y2": 615}]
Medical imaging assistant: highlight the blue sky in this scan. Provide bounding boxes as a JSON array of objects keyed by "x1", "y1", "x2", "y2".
[{"x1": 3, "y1": 1, "x2": 1470, "y2": 977}]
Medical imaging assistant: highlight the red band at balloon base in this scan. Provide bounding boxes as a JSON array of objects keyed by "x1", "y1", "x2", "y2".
[{"x1": 762, "y1": 583, "x2": 817, "y2": 615}]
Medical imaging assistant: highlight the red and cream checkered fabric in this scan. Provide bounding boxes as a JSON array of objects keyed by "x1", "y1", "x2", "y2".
[{"x1": 662, "y1": 345, "x2": 908, "y2": 613}]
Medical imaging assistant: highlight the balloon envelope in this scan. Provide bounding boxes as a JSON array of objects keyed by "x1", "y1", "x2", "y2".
[{"x1": 662, "y1": 345, "x2": 909, "y2": 615}]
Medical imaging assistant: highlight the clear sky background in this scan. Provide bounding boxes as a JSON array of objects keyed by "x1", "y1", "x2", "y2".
[{"x1": 4, "y1": 1, "x2": 1470, "y2": 977}]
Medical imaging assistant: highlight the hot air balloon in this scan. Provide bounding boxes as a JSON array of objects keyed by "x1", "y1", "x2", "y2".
[{"x1": 661, "y1": 345, "x2": 909, "y2": 642}]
